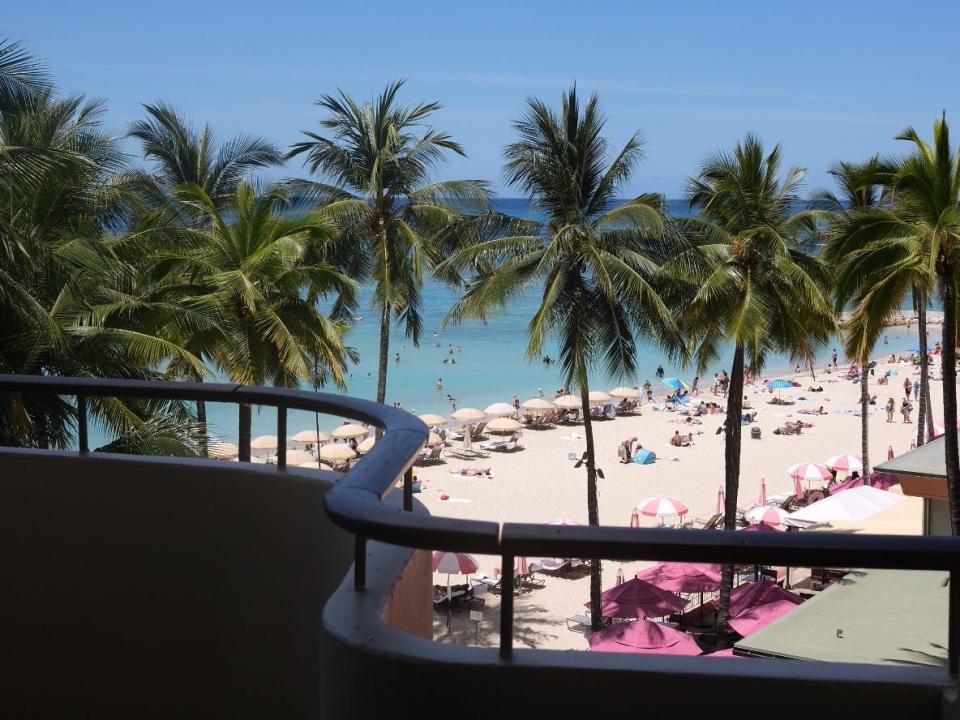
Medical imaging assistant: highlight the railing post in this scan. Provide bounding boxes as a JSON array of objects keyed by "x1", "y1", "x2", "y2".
[
  {"x1": 354, "y1": 536, "x2": 367, "y2": 591},
  {"x1": 276, "y1": 406, "x2": 287, "y2": 468},
  {"x1": 403, "y1": 468, "x2": 413, "y2": 511},
  {"x1": 76, "y1": 395, "x2": 88, "y2": 453},
  {"x1": 951, "y1": 566, "x2": 959, "y2": 676},
  {"x1": 499, "y1": 553, "x2": 514, "y2": 659}
]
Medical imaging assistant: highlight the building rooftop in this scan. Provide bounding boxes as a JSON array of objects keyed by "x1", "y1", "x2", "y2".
[
  {"x1": 736, "y1": 568, "x2": 949, "y2": 667},
  {"x1": 876, "y1": 437, "x2": 946, "y2": 479}
]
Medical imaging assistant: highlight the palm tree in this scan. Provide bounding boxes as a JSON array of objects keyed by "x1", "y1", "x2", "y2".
[
  {"x1": 830, "y1": 115, "x2": 960, "y2": 533},
  {"x1": 672, "y1": 135, "x2": 835, "y2": 646},
  {"x1": 157, "y1": 181, "x2": 354, "y2": 460},
  {"x1": 287, "y1": 80, "x2": 490, "y2": 405},
  {"x1": 443, "y1": 87, "x2": 676, "y2": 631},
  {"x1": 820, "y1": 158, "x2": 884, "y2": 479}
]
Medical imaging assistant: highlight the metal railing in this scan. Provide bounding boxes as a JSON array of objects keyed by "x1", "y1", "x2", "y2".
[{"x1": 2, "y1": 374, "x2": 959, "y2": 675}]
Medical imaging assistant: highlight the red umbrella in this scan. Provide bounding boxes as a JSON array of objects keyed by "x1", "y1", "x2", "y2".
[
  {"x1": 586, "y1": 619, "x2": 701, "y2": 655},
  {"x1": 432, "y1": 551, "x2": 479, "y2": 574},
  {"x1": 588, "y1": 578, "x2": 688, "y2": 619},
  {"x1": 728, "y1": 581, "x2": 802, "y2": 636},
  {"x1": 636, "y1": 562, "x2": 721, "y2": 593}
]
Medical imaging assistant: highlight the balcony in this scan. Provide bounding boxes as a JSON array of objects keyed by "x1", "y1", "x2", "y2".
[{"x1": 1, "y1": 375, "x2": 958, "y2": 719}]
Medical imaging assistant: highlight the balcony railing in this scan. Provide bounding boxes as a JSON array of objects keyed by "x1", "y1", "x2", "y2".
[{"x1": 2, "y1": 374, "x2": 960, "y2": 676}]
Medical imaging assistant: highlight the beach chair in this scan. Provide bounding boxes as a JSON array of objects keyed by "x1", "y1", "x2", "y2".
[
  {"x1": 470, "y1": 422, "x2": 487, "y2": 439},
  {"x1": 471, "y1": 573, "x2": 501, "y2": 593},
  {"x1": 416, "y1": 446, "x2": 443, "y2": 465},
  {"x1": 602, "y1": 404, "x2": 617, "y2": 420},
  {"x1": 470, "y1": 582, "x2": 488, "y2": 608},
  {"x1": 566, "y1": 611, "x2": 592, "y2": 631},
  {"x1": 479, "y1": 438, "x2": 506, "y2": 452}
]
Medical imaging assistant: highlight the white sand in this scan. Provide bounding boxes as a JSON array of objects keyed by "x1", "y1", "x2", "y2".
[{"x1": 421, "y1": 338, "x2": 944, "y2": 650}]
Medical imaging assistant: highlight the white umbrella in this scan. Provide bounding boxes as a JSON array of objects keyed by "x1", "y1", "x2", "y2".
[
  {"x1": 451, "y1": 407, "x2": 485, "y2": 422},
  {"x1": 785, "y1": 486, "x2": 902, "y2": 527},
  {"x1": 486, "y1": 417, "x2": 522, "y2": 434},
  {"x1": 636, "y1": 496, "x2": 689, "y2": 521},
  {"x1": 250, "y1": 435, "x2": 278, "y2": 450},
  {"x1": 554, "y1": 394, "x2": 582, "y2": 409},
  {"x1": 284, "y1": 449, "x2": 315, "y2": 465},
  {"x1": 331, "y1": 423, "x2": 369, "y2": 440},
  {"x1": 588, "y1": 391, "x2": 612, "y2": 405},
  {"x1": 208, "y1": 442, "x2": 238, "y2": 459},
  {"x1": 432, "y1": 551, "x2": 480, "y2": 625},
  {"x1": 521, "y1": 397, "x2": 555, "y2": 413},
  {"x1": 609, "y1": 386, "x2": 639, "y2": 398},
  {"x1": 427, "y1": 431, "x2": 444, "y2": 446},
  {"x1": 418, "y1": 413, "x2": 447, "y2": 427},
  {"x1": 484, "y1": 402, "x2": 517, "y2": 417},
  {"x1": 298, "y1": 460, "x2": 334, "y2": 471},
  {"x1": 230, "y1": 455, "x2": 269, "y2": 464},
  {"x1": 824, "y1": 453, "x2": 863, "y2": 474},
  {"x1": 357, "y1": 436, "x2": 376, "y2": 454},
  {"x1": 319, "y1": 443, "x2": 357, "y2": 461},
  {"x1": 290, "y1": 429, "x2": 330, "y2": 444},
  {"x1": 745, "y1": 505, "x2": 788, "y2": 528}
]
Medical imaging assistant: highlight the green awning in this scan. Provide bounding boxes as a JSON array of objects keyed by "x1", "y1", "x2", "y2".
[
  {"x1": 735, "y1": 569, "x2": 949, "y2": 667},
  {"x1": 875, "y1": 437, "x2": 946, "y2": 479}
]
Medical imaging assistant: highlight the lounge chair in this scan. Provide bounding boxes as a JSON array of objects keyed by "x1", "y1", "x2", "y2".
[
  {"x1": 566, "y1": 611, "x2": 592, "y2": 631},
  {"x1": 471, "y1": 573, "x2": 501, "y2": 592},
  {"x1": 602, "y1": 404, "x2": 617, "y2": 420},
  {"x1": 479, "y1": 438, "x2": 506, "y2": 452},
  {"x1": 416, "y1": 446, "x2": 444, "y2": 465}
]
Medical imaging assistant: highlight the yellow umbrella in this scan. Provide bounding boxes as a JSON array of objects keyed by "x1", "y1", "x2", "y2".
[
  {"x1": 521, "y1": 397, "x2": 555, "y2": 413},
  {"x1": 250, "y1": 435, "x2": 278, "y2": 450},
  {"x1": 357, "y1": 436, "x2": 376, "y2": 454},
  {"x1": 554, "y1": 394, "x2": 582, "y2": 409},
  {"x1": 290, "y1": 429, "x2": 330, "y2": 444},
  {"x1": 486, "y1": 417, "x2": 522, "y2": 434},
  {"x1": 284, "y1": 449, "x2": 315, "y2": 465},
  {"x1": 320, "y1": 443, "x2": 358, "y2": 461},
  {"x1": 484, "y1": 402, "x2": 516, "y2": 417},
  {"x1": 331, "y1": 423, "x2": 369, "y2": 440},
  {"x1": 208, "y1": 442, "x2": 238, "y2": 459},
  {"x1": 588, "y1": 391, "x2": 612, "y2": 404},
  {"x1": 609, "y1": 386, "x2": 639, "y2": 399},
  {"x1": 451, "y1": 407, "x2": 485, "y2": 422},
  {"x1": 418, "y1": 413, "x2": 447, "y2": 427}
]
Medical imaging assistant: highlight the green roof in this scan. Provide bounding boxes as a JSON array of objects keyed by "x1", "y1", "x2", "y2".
[
  {"x1": 735, "y1": 569, "x2": 949, "y2": 667},
  {"x1": 875, "y1": 437, "x2": 946, "y2": 479}
]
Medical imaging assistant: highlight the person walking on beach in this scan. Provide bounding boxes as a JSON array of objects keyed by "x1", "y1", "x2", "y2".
[
  {"x1": 655, "y1": 364, "x2": 665, "y2": 379},
  {"x1": 643, "y1": 380, "x2": 652, "y2": 402},
  {"x1": 691, "y1": 376, "x2": 699, "y2": 396},
  {"x1": 886, "y1": 397, "x2": 896, "y2": 422},
  {"x1": 512, "y1": 394, "x2": 520, "y2": 414},
  {"x1": 832, "y1": 348, "x2": 838, "y2": 369},
  {"x1": 903, "y1": 377, "x2": 912, "y2": 401},
  {"x1": 901, "y1": 398, "x2": 912, "y2": 423},
  {"x1": 436, "y1": 378, "x2": 443, "y2": 390}
]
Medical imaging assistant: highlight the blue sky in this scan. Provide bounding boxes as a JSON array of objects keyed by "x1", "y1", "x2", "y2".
[{"x1": 10, "y1": 0, "x2": 959, "y2": 197}]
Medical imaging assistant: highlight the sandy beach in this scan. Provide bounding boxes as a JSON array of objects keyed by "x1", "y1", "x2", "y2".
[{"x1": 420, "y1": 325, "x2": 941, "y2": 650}]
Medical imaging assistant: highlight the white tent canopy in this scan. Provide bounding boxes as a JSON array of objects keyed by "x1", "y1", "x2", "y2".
[{"x1": 784, "y1": 486, "x2": 903, "y2": 528}]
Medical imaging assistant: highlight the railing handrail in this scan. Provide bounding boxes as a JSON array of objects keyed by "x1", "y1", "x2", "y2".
[{"x1": 2, "y1": 374, "x2": 959, "y2": 673}]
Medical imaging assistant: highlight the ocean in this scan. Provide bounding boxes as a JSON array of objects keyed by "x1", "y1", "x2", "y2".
[{"x1": 89, "y1": 199, "x2": 942, "y2": 446}]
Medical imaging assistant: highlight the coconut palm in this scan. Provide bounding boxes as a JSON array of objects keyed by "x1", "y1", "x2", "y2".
[
  {"x1": 820, "y1": 158, "x2": 885, "y2": 478},
  {"x1": 156, "y1": 181, "x2": 354, "y2": 460},
  {"x1": 287, "y1": 80, "x2": 490, "y2": 405},
  {"x1": 443, "y1": 87, "x2": 676, "y2": 630},
  {"x1": 671, "y1": 135, "x2": 835, "y2": 646},
  {"x1": 828, "y1": 115, "x2": 960, "y2": 533}
]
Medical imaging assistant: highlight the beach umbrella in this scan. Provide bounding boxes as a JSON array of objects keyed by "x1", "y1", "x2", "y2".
[
  {"x1": 588, "y1": 390, "x2": 612, "y2": 405},
  {"x1": 616, "y1": 568, "x2": 625, "y2": 585},
  {"x1": 766, "y1": 378, "x2": 793, "y2": 401},
  {"x1": 629, "y1": 509, "x2": 640, "y2": 527},
  {"x1": 868, "y1": 471, "x2": 899, "y2": 491},
  {"x1": 825, "y1": 453, "x2": 863, "y2": 474},
  {"x1": 250, "y1": 435, "x2": 278, "y2": 450},
  {"x1": 521, "y1": 397, "x2": 555, "y2": 413},
  {"x1": 728, "y1": 581, "x2": 802, "y2": 637},
  {"x1": 716, "y1": 486, "x2": 725, "y2": 516},
  {"x1": 483, "y1": 402, "x2": 516, "y2": 417},
  {"x1": 418, "y1": 413, "x2": 447, "y2": 427},
  {"x1": 290, "y1": 429, "x2": 330, "y2": 444},
  {"x1": 636, "y1": 562, "x2": 721, "y2": 594},
  {"x1": 553, "y1": 394, "x2": 582, "y2": 409},
  {"x1": 451, "y1": 407, "x2": 485, "y2": 422},
  {"x1": 297, "y1": 460, "x2": 334, "y2": 471},
  {"x1": 758, "y1": 478, "x2": 768, "y2": 506},
  {"x1": 319, "y1": 443, "x2": 357, "y2": 461},
  {"x1": 284, "y1": 449, "x2": 315, "y2": 465},
  {"x1": 547, "y1": 519, "x2": 581, "y2": 526},
  {"x1": 661, "y1": 377, "x2": 689, "y2": 392},
  {"x1": 486, "y1": 416, "x2": 522, "y2": 434},
  {"x1": 636, "y1": 496, "x2": 688, "y2": 520},
  {"x1": 609, "y1": 386, "x2": 639, "y2": 398},
  {"x1": 432, "y1": 551, "x2": 480, "y2": 625},
  {"x1": 357, "y1": 436, "x2": 376, "y2": 455},
  {"x1": 589, "y1": 578, "x2": 688, "y2": 620},
  {"x1": 208, "y1": 442, "x2": 239, "y2": 459},
  {"x1": 745, "y1": 505, "x2": 788, "y2": 528},
  {"x1": 741, "y1": 522, "x2": 777, "y2": 533},
  {"x1": 784, "y1": 485, "x2": 902, "y2": 527},
  {"x1": 586, "y1": 619, "x2": 701, "y2": 656},
  {"x1": 887, "y1": 445, "x2": 895, "y2": 460},
  {"x1": 788, "y1": 462, "x2": 832, "y2": 483},
  {"x1": 331, "y1": 423, "x2": 368, "y2": 440}
]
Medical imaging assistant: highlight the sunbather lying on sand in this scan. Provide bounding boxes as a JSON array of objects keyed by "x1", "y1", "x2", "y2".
[
  {"x1": 797, "y1": 406, "x2": 826, "y2": 415},
  {"x1": 449, "y1": 467, "x2": 494, "y2": 477}
]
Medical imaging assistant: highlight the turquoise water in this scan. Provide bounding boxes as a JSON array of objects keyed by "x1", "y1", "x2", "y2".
[{"x1": 88, "y1": 199, "x2": 942, "y2": 446}]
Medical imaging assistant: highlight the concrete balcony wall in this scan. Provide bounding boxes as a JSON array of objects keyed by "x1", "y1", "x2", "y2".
[{"x1": 0, "y1": 448, "x2": 353, "y2": 719}]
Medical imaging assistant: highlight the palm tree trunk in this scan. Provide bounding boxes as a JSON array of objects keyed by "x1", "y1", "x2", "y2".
[
  {"x1": 939, "y1": 270, "x2": 960, "y2": 535},
  {"x1": 860, "y1": 364, "x2": 870, "y2": 482},
  {"x1": 376, "y1": 303, "x2": 391, "y2": 405},
  {"x1": 238, "y1": 402, "x2": 252, "y2": 462},
  {"x1": 579, "y1": 383, "x2": 603, "y2": 632},
  {"x1": 917, "y1": 292, "x2": 933, "y2": 446},
  {"x1": 716, "y1": 342, "x2": 745, "y2": 649},
  {"x1": 197, "y1": 399, "x2": 208, "y2": 457}
]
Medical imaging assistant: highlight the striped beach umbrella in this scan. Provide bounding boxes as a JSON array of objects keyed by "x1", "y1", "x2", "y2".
[
  {"x1": 825, "y1": 453, "x2": 863, "y2": 473},
  {"x1": 432, "y1": 551, "x2": 479, "y2": 574},
  {"x1": 636, "y1": 496, "x2": 689, "y2": 519},
  {"x1": 745, "y1": 505, "x2": 787, "y2": 528}
]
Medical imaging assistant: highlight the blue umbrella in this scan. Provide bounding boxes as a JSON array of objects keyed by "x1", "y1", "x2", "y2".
[
  {"x1": 634, "y1": 448, "x2": 656, "y2": 465},
  {"x1": 661, "y1": 377, "x2": 689, "y2": 391},
  {"x1": 766, "y1": 379, "x2": 793, "y2": 389}
]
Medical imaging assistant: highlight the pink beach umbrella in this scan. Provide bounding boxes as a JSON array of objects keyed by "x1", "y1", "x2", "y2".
[
  {"x1": 887, "y1": 445, "x2": 895, "y2": 460},
  {"x1": 629, "y1": 509, "x2": 640, "y2": 527},
  {"x1": 744, "y1": 505, "x2": 788, "y2": 528},
  {"x1": 589, "y1": 578, "x2": 688, "y2": 620},
  {"x1": 514, "y1": 556, "x2": 530, "y2": 576},
  {"x1": 788, "y1": 463, "x2": 832, "y2": 496},
  {"x1": 635, "y1": 562, "x2": 721, "y2": 594},
  {"x1": 741, "y1": 522, "x2": 777, "y2": 533},
  {"x1": 587, "y1": 619, "x2": 702, "y2": 656},
  {"x1": 824, "y1": 453, "x2": 863, "y2": 474},
  {"x1": 636, "y1": 496, "x2": 689, "y2": 524},
  {"x1": 716, "y1": 486, "x2": 725, "y2": 516},
  {"x1": 758, "y1": 478, "x2": 768, "y2": 506},
  {"x1": 547, "y1": 519, "x2": 581, "y2": 526},
  {"x1": 432, "y1": 551, "x2": 480, "y2": 625},
  {"x1": 727, "y1": 581, "x2": 803, "y2": 637}
]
